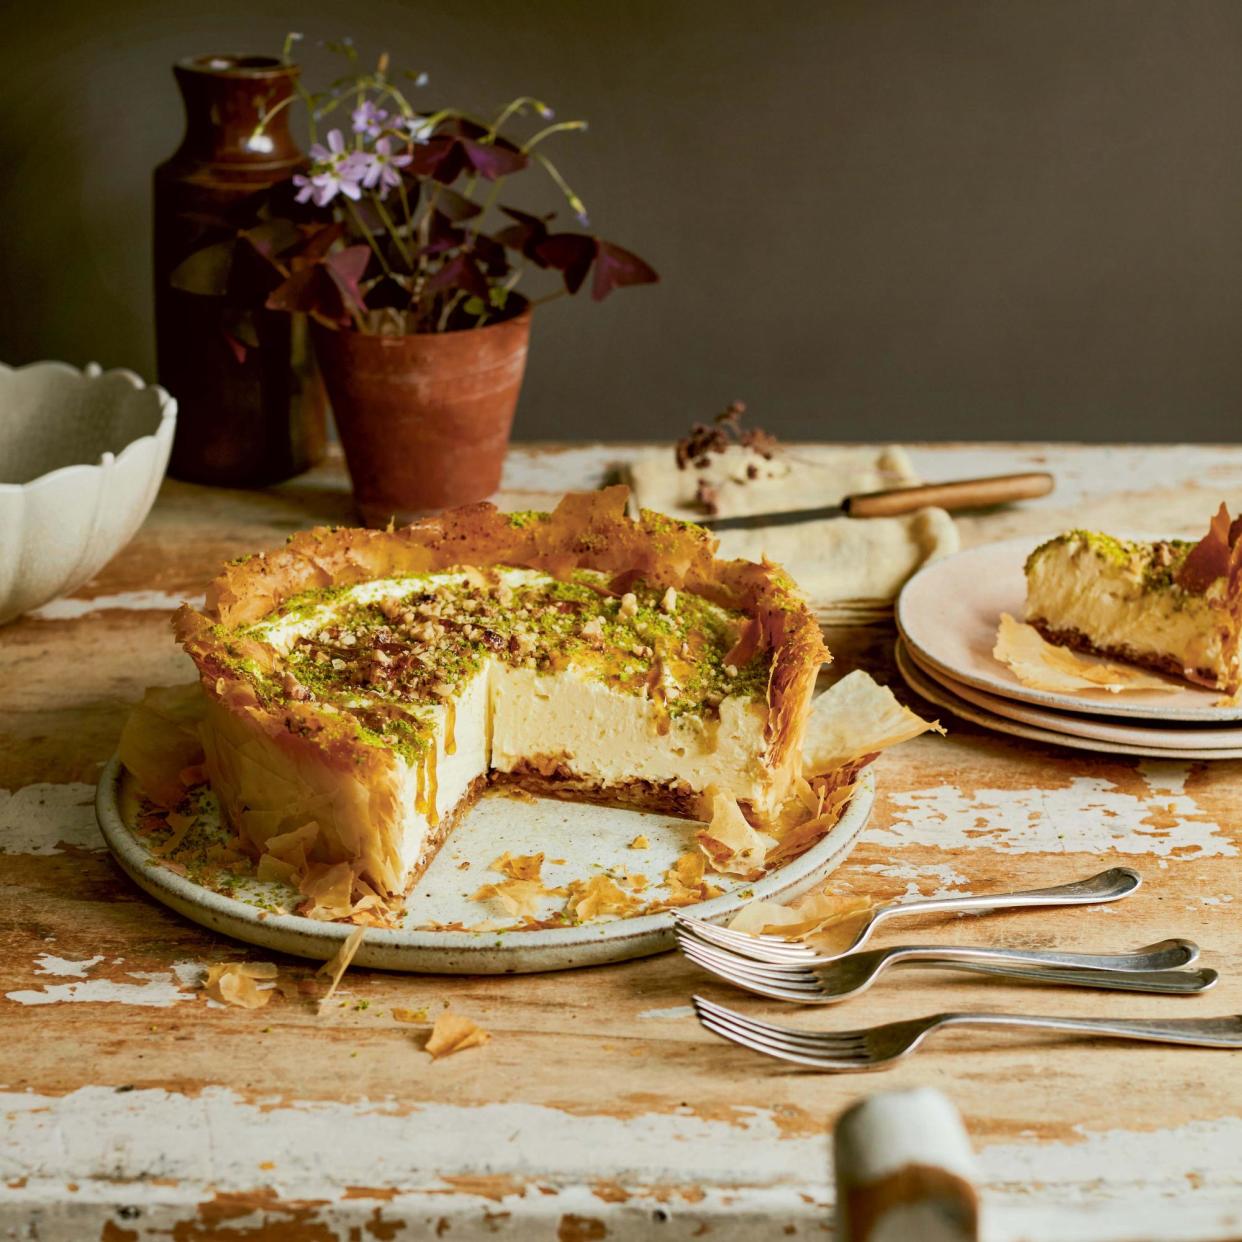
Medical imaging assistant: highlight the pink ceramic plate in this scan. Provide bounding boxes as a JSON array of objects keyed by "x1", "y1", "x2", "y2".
[
  {"x1": 894, "y1": 641, "x2": 1242, "y2": 761},
  {"x1": 895, "y1": 535, "x2": 1242, "y2": 724},
  {"x1": 900, "y1": 639, "x2": 1242, "y2": 751}
]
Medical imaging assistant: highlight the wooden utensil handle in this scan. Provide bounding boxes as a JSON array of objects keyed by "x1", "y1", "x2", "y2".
[{"x1": 844, "y1": 472, "x2": 1054, "y2": 517}]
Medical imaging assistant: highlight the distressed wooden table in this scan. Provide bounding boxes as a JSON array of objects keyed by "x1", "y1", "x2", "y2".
[{"x1": 3, "y1": 443, "x2": 1241, "y2": 1241}]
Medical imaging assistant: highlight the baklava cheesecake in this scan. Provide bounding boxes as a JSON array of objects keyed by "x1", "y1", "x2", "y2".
[
  {"x1": 1024, "y1": 504, "x2": 1242, "y2": 693},
  {"x1": 174, "y1": 488, "x2": 829, "y2": 898}
]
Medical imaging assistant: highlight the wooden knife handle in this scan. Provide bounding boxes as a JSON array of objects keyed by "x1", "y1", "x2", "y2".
[{"x1": 843, "y1": 472, "x2": 1055, "y2": 518}]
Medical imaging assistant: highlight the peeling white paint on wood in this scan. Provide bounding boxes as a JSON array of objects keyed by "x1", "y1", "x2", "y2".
[
  {"x1": 864, "y1": 859, "x2": 971, "y2": 897},
  {"x1": 1, "y1": 1085, "x2": 827, "y2": 1190},
  {"x1": 32, "y1": 954, "x2": 103, "y2": 978},
  {"x1": 875, "y1": 777, "x2": 1236, "y2": 859},
  {"x1": 979, "y1": 1114, "x2": 1242, "y2": 1193},
  {"x1": 7, "y1": 958, "x2": 203, "y2": 1008},
  {"x1": 27, "y1": 590, "x2": 203, "y2": 620},
  {"x1": 6, "y1": 966, "x2": 201, "y2": 1009},
  {"x1": 0, "y1": 783, "x2": 101, "y2": 854},
  {"x1": 636, "y1": 1005, "x2": 696, "y2": 1020},
  {"x1": 3, "y1": 1086, "x2": 1242, "y2": 1239}
]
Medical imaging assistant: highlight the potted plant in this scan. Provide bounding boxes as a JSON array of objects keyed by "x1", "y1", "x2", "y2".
[{"x1": 172, "y1": 38, "x2": 657, "y2": 524}]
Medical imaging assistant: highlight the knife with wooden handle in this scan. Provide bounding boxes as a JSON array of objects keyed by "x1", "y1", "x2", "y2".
[{"x1": 699, "y1": 471, "x2": 1054, "y2": 531}]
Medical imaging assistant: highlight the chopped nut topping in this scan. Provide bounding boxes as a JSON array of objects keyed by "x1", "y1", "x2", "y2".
[
  {"x1": 237, "y1": 565, "x2": 772, "y2": 765},
  {"x1": 282, "y1": 673, "x2": 311, "y2": 701}
]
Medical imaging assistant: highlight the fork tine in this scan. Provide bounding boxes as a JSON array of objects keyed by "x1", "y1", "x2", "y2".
[
  {"x1": 695, "y1": 998, "x2": 849, "y2": 1048},
  {"x1": 673, "y1": 931, "x2": 824, "y2": 981},
  {"x1": 678, "y1": 945, "x2": 827, "y2": 1003},
  {"x1": 695, "y1": 1008, "x2": 849, "y2": 1068},
  {"x1": 693, "y1": 997, "x2": 871, "y2": 1068},
  {"x1": 675, "y1": 912, "x2": 799, "y2": 948},
  {"x1": 693, "y1": 996, "x2": 869, "y2": 1053},
  {"x1": 675, "y1": 919, "x2": 811, "y2": 956},
  {"x1": 674, "y1": 914, "x2": 818, "y2": 960},
  {"x1": 677, "y1": 939, "x2": 822, "y2": 986},
  {"x1": 682, "y1": 920, "x2": 817, "y2": 957}
]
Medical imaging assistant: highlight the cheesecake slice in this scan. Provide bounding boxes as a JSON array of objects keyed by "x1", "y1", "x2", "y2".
[
  {"x1": 174, "y1": 488, "x2": 828, "y2": 900},
  {"x1": 1024, "y1": 506, "x2": 1242, "y2": 693}
]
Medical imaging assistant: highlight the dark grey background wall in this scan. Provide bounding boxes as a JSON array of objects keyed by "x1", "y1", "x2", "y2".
[{"x1": 4, "y1": 1, "x2": 1241, "y2": 442}]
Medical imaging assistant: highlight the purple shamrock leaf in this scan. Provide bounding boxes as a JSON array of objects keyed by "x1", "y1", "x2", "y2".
[
  {"x1": 534, "y1": 233, "x2": 598, "y2": 294},
  {"x1": 434, "y1": 185, "x2": 483, "y2": 222},
  {"x1": 459, "y1": 136, "x2": 528, "y2": 181},
  {"x1": 425, "y1": 252, "x2": 489, "y2": 300},
  {"x1": 591, "y1": 240, "x2": 659, "y2": 301},
  {"x1": 322, "y1": 245, "x2": 373, "y2": 314},
  {"x1": 494, "y1": 206, "x2": 552, "y2": 261}
]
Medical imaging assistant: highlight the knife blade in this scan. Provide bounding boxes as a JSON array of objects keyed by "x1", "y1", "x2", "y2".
[{"x1": 698, "y1": 471, "x2": 1054, "y2": 532}]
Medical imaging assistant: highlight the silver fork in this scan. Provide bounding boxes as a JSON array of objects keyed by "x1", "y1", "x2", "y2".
[
  {"x1": 693, "y1": 995, "x2": 1242, "y2": 1071},
  {"x1": 676, "y1": 929, "x2": 1215, "y2": 1002},
  {"x1": 675, "y1": 868, "x2": 1141, "y2": 965}
]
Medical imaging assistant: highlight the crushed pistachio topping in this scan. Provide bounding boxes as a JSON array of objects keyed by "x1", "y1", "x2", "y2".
[
  {"x1": 1027, "y1": 531, "x2": 1197, "y2": 593},
  {"x1": 222, "y1": 567, "x2": 771, "y2": 763}
]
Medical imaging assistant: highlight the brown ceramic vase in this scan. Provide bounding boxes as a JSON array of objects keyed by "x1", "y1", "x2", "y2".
[
  {"x1": 312, "y1": 303, "x2": 533, "y2": 526},
  {"x1": 154, "y1": 54, "x2": 327, "y2": 486}
]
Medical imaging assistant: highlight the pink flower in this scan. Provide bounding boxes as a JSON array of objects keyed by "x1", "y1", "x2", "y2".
[
  {"x1": 358, "y1": 137, "x2": 412, "y2": 196},
  {"x1": 351, "y1": 100, "x2": 389, "y2": 139},
  {"x1": 306, "y1": 129, "x2": 365, "y2": 205}
]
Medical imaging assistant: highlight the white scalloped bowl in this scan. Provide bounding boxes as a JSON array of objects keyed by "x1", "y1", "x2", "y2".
[{"x1": 0, "y1": 361, "x2": 177, "y2": 624}]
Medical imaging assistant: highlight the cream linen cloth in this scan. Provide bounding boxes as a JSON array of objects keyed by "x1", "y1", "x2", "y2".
[{"x1": 626, "y1": 444, "x2": 958, "y2": 614}]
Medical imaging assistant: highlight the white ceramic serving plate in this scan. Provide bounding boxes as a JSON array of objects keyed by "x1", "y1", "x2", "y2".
[
  {"x1": 901, "y1": 639, "x2": 1242, "y2": 751},
  {"x1": 895, "y1": 640, "x2": 1242, "y2": 761},
  {"x1": 0, "y1": 361, "x2": 177, "y2": 625},
  {"x1": 96, "y1": 756, "x2": 875, "y2": 974},
  {"x1": 896, "y1": 535, "x2": 1242, "y2": 723}
]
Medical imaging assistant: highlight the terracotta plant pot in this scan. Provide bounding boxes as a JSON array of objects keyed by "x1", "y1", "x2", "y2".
[{"x1": 312, "y1": 303, "x2": 532, "y2": 526}]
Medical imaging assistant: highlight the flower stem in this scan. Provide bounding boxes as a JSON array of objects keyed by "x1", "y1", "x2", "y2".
[
  {"x1": 344, "y1": 198, "x2": 394, "y2": 278},
  {"x1": 522, "y1": 120, "x2": 587, "y2": 151},
  {"x1": 532, "y1": 151, "x2": 588, "y2": 222},
  {"x1": 372, "y1": 194, "x2": 413, "y2": 270},
  {"x1": 490, "y1": 95, "x2": 551, "y2": 137}
]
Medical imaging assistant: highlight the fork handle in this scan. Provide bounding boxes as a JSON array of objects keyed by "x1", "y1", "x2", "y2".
[
  {"x1": 880, "y1": 939, "x2": 1196, "y2": 974},
  {"x1": 929, "y1": 963, "x2": 1214, "y2": 994},
  {"x1": 873, "y1": 868, "x2": 1140, "y2": 926},
  {"x1": 936, "y1": 1012, "x2": 1242, "y2": 1047}
]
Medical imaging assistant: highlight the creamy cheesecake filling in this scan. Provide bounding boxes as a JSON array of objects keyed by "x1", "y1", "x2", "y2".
[
  {"x1": 218, "y1": 567, "x2": 782, "y2": 884},
  {"x1": 1025, "y1": 532, "x2": 1238, "y2": 687}
]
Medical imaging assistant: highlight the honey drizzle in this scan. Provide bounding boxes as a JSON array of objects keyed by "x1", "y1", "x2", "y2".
[
  {"x1": 414, "y1": 749, "x2": 427, "y2": 815},
  {"x1": 424, "y1": 743, "x2": 439, "y2": 826},
  {"x1": 444, "y1": 697, "x2": 456, "y2": 756}
]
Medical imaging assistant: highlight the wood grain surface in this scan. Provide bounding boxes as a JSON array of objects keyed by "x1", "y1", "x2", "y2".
[{"x1": 3, "y1": 443, "x2": 1241, "y2": 1241}]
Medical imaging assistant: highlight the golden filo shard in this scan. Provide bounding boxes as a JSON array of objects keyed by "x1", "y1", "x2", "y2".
[
  {"x1": 425, "y1": 1010, "x2": 491, "y2": 1059},
  {"x1": 117, "y1": 683, "x2": 206, "y2": 808},
  {"x1": 697, "y1": 789, "x2": 774, "y2": 877},
  {"x1": 994, "y1": 613, "x2": 1178, "y2": 694},
  {"x1": 727, "y1": 888, "x2": 876, "y2": 941},
  {"x1": 801, "y1": 669, "x2": 944, "y2": 775}
]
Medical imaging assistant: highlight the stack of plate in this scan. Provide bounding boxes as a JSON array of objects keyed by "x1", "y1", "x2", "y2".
[
  {"x1": 817, "y1": 598, "x2": 894, "y2": 628},
  {"x1": 893, "y1": 536, "x2": 1242, "y2": 760}
]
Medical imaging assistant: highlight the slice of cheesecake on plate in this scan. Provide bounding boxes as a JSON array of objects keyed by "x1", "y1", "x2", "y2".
[{"x1": 1024, "y1": 505, "x2": 1242, "y2": 694}]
